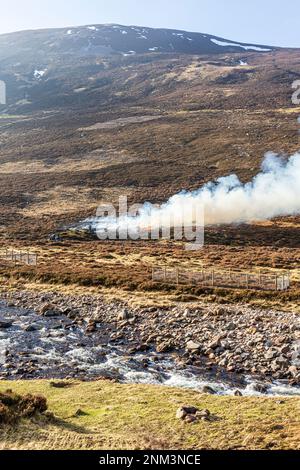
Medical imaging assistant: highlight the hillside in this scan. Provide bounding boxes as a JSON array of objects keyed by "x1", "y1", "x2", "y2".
[{"x1": 0, "y1": 25, "x2": 299, "y2": 241}]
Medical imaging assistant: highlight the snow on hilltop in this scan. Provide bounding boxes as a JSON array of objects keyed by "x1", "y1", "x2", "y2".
[
  {"x1": 210, "y1": 38, "x2": 272, "y2": 52},
  {"x1": 0, "y1": 24, "x2": 277, "y2": 61}
]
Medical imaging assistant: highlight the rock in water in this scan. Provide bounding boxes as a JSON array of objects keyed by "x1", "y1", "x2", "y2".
[
  {"x1": 252, "y1": 383, "x2": 269, "y2": 394},
  {"x1": 43, "y1": 310, "x2": 60, "y2": 317},
  {"x1": 86, "y1": 320, "x2": 97, "y2": 333},
  {"x1": 0, "y1": 320, "x2": 13, "y2": 329},
  {"x1": 39, "y1": 303, "x2": 60, "y2": 317},
  {"x1": 23, "y1": 325, "x2": 38, "y2": 332},
  {"x1": 200, "y1": 385, "x2": 216, "y2": 395}
]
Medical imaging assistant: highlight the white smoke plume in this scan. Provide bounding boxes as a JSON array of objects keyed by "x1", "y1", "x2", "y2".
[{"x1": 125, "y1": 151, "x2": 300, "y2": 227}]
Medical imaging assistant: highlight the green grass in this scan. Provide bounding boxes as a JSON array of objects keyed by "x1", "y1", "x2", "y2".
[{"x1": 0, "y1": 380, "x2": 299, "y2": 450}]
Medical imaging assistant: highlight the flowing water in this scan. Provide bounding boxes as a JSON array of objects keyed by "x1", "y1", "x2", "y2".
[{"x1": 0, "y1": 302, "x2": 299, "y2": 397}]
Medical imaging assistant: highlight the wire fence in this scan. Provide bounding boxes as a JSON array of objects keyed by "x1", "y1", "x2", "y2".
[
  {"x1": 0, "y1": 249, "x2": 38, "y2": 267},
  {"x1": 152, "y1": 266, "x2": 290, "y2": 291}
]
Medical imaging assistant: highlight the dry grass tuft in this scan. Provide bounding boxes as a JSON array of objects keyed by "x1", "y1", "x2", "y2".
[{"x1": 0, "y1": 390, "x2": 47, "y2": 425}]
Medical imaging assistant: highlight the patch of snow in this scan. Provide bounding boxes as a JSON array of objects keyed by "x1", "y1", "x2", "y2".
[
  {"x1": 210, "y1": 38, "x2": 271, "y2": 52},
  {"x1": 149, "y1": 47, "x2": 159, "y2": 51},
  {"x1": 138, "y1": 35, "x2": 147, "y2": 40},
  {"x1": 87, "y1": 26, "x2": 98, "y2": 31},
  {"x1": 67, "y1": 29, "x2": 72, "y2": 35},
  {"x1": 34, "y1": 69, "x2": 47, "y2": 79},
  {"x1": 74, "y1": 87, "x2": 86, "y2": 93},
  {"x1": 239, "y1": 60, "x2": 248, "y2": 66},
  {"x1": 121, "y1": 30, "x2": 128, "y2": 35},
  {"x1": 123, "y1": 51, "x2": 136, "y2": 57},
  {"x1": 187, "y1": 37, "x2": 193, "y2": 41}
]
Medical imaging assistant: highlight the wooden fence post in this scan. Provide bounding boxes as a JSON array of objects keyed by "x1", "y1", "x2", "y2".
[{"x1": 259, "y1": 270, "x2": 262, "y2": 288}]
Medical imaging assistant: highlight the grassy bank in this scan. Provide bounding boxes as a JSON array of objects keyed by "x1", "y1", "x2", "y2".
[{"x1": 0, "y1": 380, "x2": 299, "y2": 450}]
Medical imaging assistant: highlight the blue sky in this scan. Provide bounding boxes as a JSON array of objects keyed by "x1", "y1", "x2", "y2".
[{"x1": 0, "y1": 0, "x2": 299, "y2": 47}]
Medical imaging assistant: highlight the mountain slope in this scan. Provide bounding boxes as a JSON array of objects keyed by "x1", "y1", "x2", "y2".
[
  {"x1": 0, "y1": 25, "x2": 299, "y2": 240},
  {"x1": 0, "y1": 24, "x2": 275, "y2": 63}
]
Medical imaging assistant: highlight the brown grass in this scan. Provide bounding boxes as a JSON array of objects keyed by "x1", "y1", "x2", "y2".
[
  {"x1": 0, "y1": 231, "x2": 299, "y2": 311},
  {"x1": 0, "y1": 390, "x2": 47, "y2": 425}
]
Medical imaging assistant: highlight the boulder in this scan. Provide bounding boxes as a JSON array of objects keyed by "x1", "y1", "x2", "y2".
[
  {"x1": 85, "y1": 321, "x2": 97, "y2": 333},
  {"x1": 200, "y1": 385, "x2": 216, "y2": 395},
  {"x1": 252, "y1": 383, "x2": 269, "y2": 394},
  {"x1": 43, "y1": 310, "x2": 60, "y2": 318},
  {"x1": 264, "y1": 350, "x2": 278, "y2": 361},
  {"x1": 117, "y1": 309, "x2": 132, "y2": 321},
  {"x1": 276, "y1": 355, "x2": 288, "y2": 368},
  {"x1": 23, "y1": 324, "x2": 38, "y2": 332},
  {"x1": 184, "y1": 414, "x2": 197, "y2": 424},
  {"x1": 280, "y1": 345, "x2": 290, "y2": 355},
  {"x1": 288, "y1": 366, "x2": 298, "y2": 377},
  {"x1": 39, "y1": 304, "x2": 60, "y2": 317},
  {"x1": 208, "y1": 336, "x2": 223, "y2": 350},
  {"x1": 156, "y1": 340, "x2": 174, "y2": 353},
  {"x1": 176, "y1": 405, "x2": 199, "y2": 421},
  {"x1": 176, "y1": 408, "x2": 187, "y2": 420},
  {"x1": 195, "y1": 409, "x2": 210, "y2": 418},
  {"x1": 181, "y1": 405, "x2": 199, "y2": 414},
  {"x1": 0, "y1": 320, "x2": 13, "y2": 329},
  {"x1": 39, "y1": 303, "x2": 54, "y2": 315},
  {"x1": 186, "y1": 340, "x2": 201, "y2": 352}
]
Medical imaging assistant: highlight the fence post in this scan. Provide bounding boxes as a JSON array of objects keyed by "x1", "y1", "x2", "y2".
[
  {"x1": 212, "y1": 270, "x2": 214, "y2": 287},
  {"x1": 259, "y1": 270, "x2": 262, "y2": 288}
]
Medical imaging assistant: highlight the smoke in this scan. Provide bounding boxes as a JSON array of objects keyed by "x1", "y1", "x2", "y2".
[
  {"x1": 89, "y1": 151, "x2": 300, "y2": 243},
  {"x1": 129, "y1": 151, "x2": 300, "y2": 227}
]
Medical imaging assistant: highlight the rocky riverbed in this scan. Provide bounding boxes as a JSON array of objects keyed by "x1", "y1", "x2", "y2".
[{"x1": 0, "y1": 290, "x2": 299, "y2": 395}]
